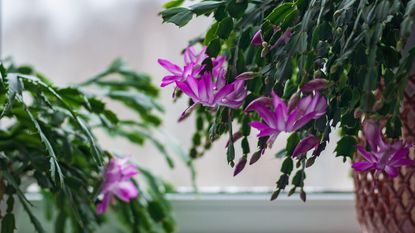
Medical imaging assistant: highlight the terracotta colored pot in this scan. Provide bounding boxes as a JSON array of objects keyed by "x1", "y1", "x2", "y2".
[{"x1": 353, "y1": 76, "x2": 415, "y2": 233}]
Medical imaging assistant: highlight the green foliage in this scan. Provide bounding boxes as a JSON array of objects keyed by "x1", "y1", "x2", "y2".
[
  {"x1": 0, "y1": 59, "x2": 186, "y2": 233},
  {"x1": 160, "y1": 0, "x2": 415, "y2": 201}
]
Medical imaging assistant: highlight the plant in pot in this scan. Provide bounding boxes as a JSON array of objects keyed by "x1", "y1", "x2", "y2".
[
  {"x1": 0, "y1": 58, "x2": 190, "y2": 233},
  {"x1": 159, "y1": 0, "x2": 415, "y2": 232}
]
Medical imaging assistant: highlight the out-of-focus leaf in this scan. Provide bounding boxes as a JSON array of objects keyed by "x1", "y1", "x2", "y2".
[{"x1": 160, "y1": 7, "x2": 193, "y2": 27}]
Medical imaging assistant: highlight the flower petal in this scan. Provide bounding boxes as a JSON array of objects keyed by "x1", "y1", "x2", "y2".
[
  {"x1": 352, "y1": 162, "x2": 375, "y2": 172},
  {"x1": 248, "y1": 121, "x2": 269, "y2": 131},
  {"x1": 113, "y1": 181, "x2": 139, "y2": 202},
  {"x1": 213, "y1": 84, "x2": 235, "y2": 103},
  {"x1": 161, "y1": 75, "x2": 180, "y2": 87},
  {"x1": 357, "y1": 145, "x2": 377, "y2": 163},
  {"x1": 96, "y1": 194, "x2": 112, "y2": 215},
  {"x1": 384, "y1": 166, "x2": 399, "y2": 177},
  {"x1": 271, "y1": 91, "x2": 287, "y2": 112},
  {"x1": 363, "y1": 120, "x2": 387, "y2": 152},
  {"x1": 176, "y1": 80, "x2": 197, "y2": 100},
  {"x1": 292, "y1": 112, "x2": 315, "y2": 131},
  {"x1": 388, "y1": 147, "x2": 410, "y2": 164},
  {"x1": 158, "y1": 59, "x2": 182, "y2": 76}
]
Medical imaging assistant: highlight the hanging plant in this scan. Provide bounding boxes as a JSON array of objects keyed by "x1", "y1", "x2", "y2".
[{"x1": 159, "y1": 0, "x2": 415, "y2": 200}]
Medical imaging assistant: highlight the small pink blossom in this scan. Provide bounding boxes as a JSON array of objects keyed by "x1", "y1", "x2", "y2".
[
  {"x1": 352, "y1": 120, "x2": 414, "y2": 177},
  {"x1": 245, "y1": 92, "x2": 327, "y2": 147},
  {"x1": 96, "y1": 157, "x2": 139, "y2": 214}
]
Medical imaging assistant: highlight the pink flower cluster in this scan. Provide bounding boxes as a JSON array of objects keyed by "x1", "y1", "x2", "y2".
[
  {"x1": 158, "y1": 42, "x2": 414, "y2": 178},
  {"x1": 158, "y1": 46, "x2": 247, "y2": 117},
  {"x1": 245, "y1": 91, "x2": 327, "y2": 155},
  {"x1": 96, "y1": 157, "x2": 139, "y2": 214}
]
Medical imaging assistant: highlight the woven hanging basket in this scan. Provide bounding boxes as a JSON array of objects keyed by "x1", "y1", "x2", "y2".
[{"x1": 353, "y1": 75, "x2": 415, "y2": 233}]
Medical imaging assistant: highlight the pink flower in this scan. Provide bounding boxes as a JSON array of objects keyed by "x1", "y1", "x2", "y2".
[
  {"x1": 292, "y1": 135, "x2": 320, "y2": 157},
  {"x1": 352, "y1": 120, "x2": 414, "y2": 177},
  {"x1": 300, "y1": 79, "x2": 330, "y2": 93},
  {"x1": 158, "y1": 46, "x2": 226, "y2": 87},
  {"x1": 176, "y1": 72, "x2": 247, "y2": 110},
  {"x1": 96, "y1": 157, "x2": 139, "y2": 214},
  {"x1": 158, "y1": 46, "x2": 206, "y2": 87},
  {"x1": 159, "y1": 45, "x2": 248, "y2": 120},
  {"x1": 245, "y1": 92, "x2": 327, "y2": 147}
]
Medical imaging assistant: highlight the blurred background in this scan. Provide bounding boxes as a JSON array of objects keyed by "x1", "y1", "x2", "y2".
[{"x1": 2, "y1": 0, "x2": 353, "y2": 191}]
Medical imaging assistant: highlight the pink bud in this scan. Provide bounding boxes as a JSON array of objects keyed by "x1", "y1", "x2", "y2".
[
  {"x1": 235, "y1": 71, "x2": 254, "y2": 81},
  {"x1": 300, "y1": 79, "x2": 330, "y2": 93},
  {"x1": 251, "y1": 30, "x2": 263, "y2": 46},
  {"x1": 281, "y1": 28, "x2": 293, "y2": 44},
  {"x1": 249, "y1": 151, "x2": 262, "y2": 165},
  {"x1": 233, "y1": 157, "x2": 247, "y2": 176},
  {"x1": 245, "y1": 97, "x2": 272, "y2": 112},
  {"x1": 287, "y1": 92, "x2": 301, "y2": 111},
  {"x1": 292, "y1": 135, "x2": 320, "y2": 157},
  {"x1": 178, "y1": 103, "x2": 198, "y2": 122},
  {"x1": 226, "y1": 132, "x2": 243, "y2": 148}
]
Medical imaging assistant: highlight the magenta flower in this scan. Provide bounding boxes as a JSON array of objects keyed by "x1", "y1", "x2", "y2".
[
  {"x1": 300, "y1": 78, "x2": 330, "y2": 93},
  {"x1": 96, "y1": 157, "x2": 139, "y2": 214},
  {"x1": 158, "y1": 46, "x2": 207, "y2": 87},
  {"x1": 292, "y1": 135, "x2": 320, "y2": 157},
  {"x1": 176, "y1": 72, "x2": 247, "y2": 110},
  {"x1": 159, "y1": 46, "x2": 248, "y2": 121},
  {"x1": 183, "y1": 46, "x2": 207, "y2": 65},
  {"x1": 245, "y1": 92, "x2": 327, "y2": 147},
  {"x1": 352, "y1": 120, "x2": 414, "y2": 177}
]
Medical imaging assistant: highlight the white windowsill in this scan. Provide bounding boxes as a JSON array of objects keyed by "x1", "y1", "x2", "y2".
[
  {"x1": 23, "y1": 191, "x2": 361, "y2": 233},
  {"x1": 168, "y1": 192, "x2": 360, "y2": 233}
]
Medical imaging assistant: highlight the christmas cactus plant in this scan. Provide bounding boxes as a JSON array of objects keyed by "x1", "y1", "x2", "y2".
[
  {"x1": 159, "y1": 0, "x2": 415, "y2": 200},
  {"x1": 0, "y1": 58, "x2": 188, "y2": 233}
]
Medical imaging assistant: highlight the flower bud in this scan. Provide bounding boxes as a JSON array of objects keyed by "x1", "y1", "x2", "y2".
[
  {"x1": 292, "y1": 135, "x2": 320, "y2": 157},
  {"x1": 235, "y1": 71, "x2": 255, "y2": 81},
  {"x1": 287, "y1": 92, "x2": 301, "y2": 111},
  {"x1": 251, "y1": 30, "x2": 263, "y2": 46},
  {"x1": 233, "y1": 156, "x2": 247, "y2": 176},
  {"x1": 354, "y1": 108, "x2": 362, "y2": 119},
  {"x1": 249, "y1": 151, "x2": 262, "y2": 165},
  {"x1": 300, "y1": 78, "x2": 330, "y2": 93}
]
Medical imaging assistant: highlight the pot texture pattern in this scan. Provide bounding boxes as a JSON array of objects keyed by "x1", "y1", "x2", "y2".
[{"x1": 354, "y1": 75, "x2": 415, "y2": 233}]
